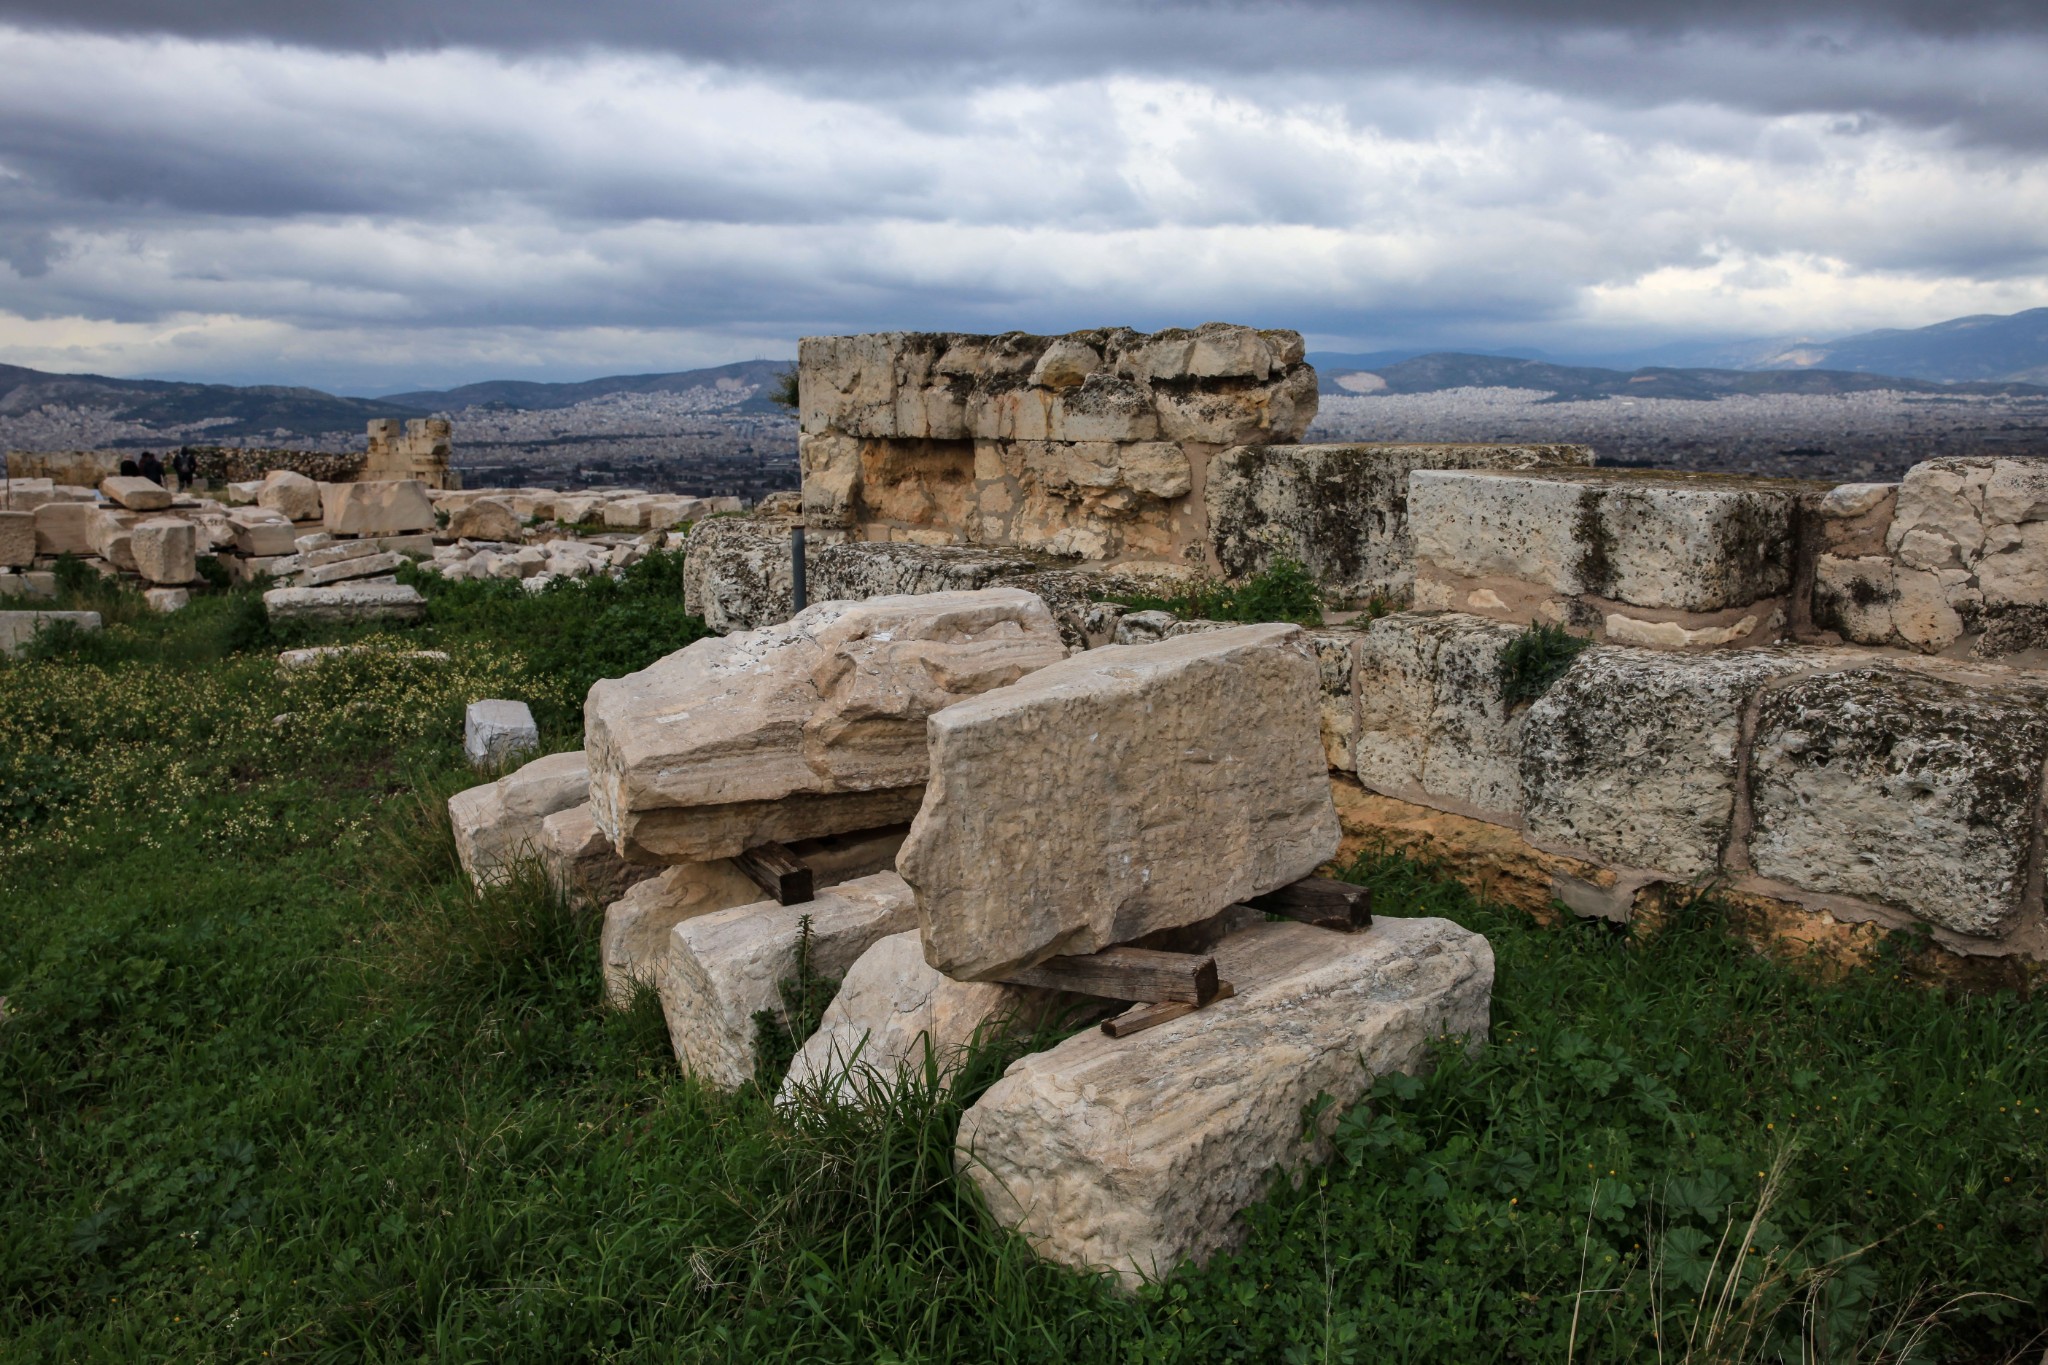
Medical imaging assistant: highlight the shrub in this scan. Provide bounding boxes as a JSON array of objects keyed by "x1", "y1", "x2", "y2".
[
  {"x1": 1107, "y1": 556, "x2": 1325, "y2": 626},
  {"x1": 1497, "y1": 620, "x2": 1592, "y2": 705}
]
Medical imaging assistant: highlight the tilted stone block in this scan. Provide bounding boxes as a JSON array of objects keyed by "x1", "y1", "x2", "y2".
[
  {"x1": 658, "y1": 871, "x2": 919, "y2": 1089},
  {"x1": 956, "y1": 917, "x2": 1493, "y2": 1288},
  {"x1": 900, "y1": 623, "x2": 1340, "y2": 980},
  {"x1": 262, "y1": 583, "x2": 426, "y2": 622},
  {"x1": 130, "y1": 517, "x2": 197, "y2": 585},
  {"x1": 465, "y1": 698, "x2": 540, "y2": 769},
  {"x1": 320, "y1": 479, "x2": 436, "y2": 536},
  {"x1": 100, "y1": 475, "x2": 171, "y2": 511},
  {"x1": 448, "y1": 749, "x2": 589, "y2": 888},
  {"x1": 1748, "y1": 661, "x2": 2048, "y2": 937},
  {"x1": 1354, "y1": 612, "x2": 1528, "y2": 822},
  {"x1": 1521, "y1": 646, "x2": 1818, "y2": 877},
  {"x1": 258, "y1": 469, "x2": 322, "y2": 523},
  {"x1": 586, "y1": 588, "x2": 1065, "y2": 862}
]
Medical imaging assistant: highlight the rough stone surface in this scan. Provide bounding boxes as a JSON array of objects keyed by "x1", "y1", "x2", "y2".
[
  {"x1": 1521, "y1": 647, "x2": 1819, "y2": 876},
  {"x1": 901, "y1": 623, "x2": 1341, "y2": 980},
  {"x1": 300, "y1": 549, "x2": 406, "y2": 587},
  {"x1": 320, "y1": 479, "x2": 436, "y2": 536},
  {"x1": 780, "y1": 931, "x2": 1061, "y2": 1104},
  {"x1": 538, "y1": 803, "x2": 661, "y2": 910},
  {"x1": 1748, "y1": 661, "x2": 2048, "y2": 936},
  {"x1": 33, "y1": 502, "x2": 94, "y2": 556},
  {"x1": 447, "y1": 749, "x2": 590, "y2": 887},
  {"x1": 465, "y1": 698, "x2": 540, "y2": 769},
  {"x1": 1410, "y1": 469, "x2": 1804, "y2": 616},
  {"x1": 100, "y1": 476, "x2": 172, "y2": 511},
  {"x1": 658, "y1": 871, "x2": 920, "y2": 1090},
  {"x1": 450, "y1": 497, "x2": 520, "y2": 541},
  {"x1": 1207, "y1": 442, "x2": 1593, "y2": 605},
  {"x1": 257, "y1": 469, "x2": 322, "y2": 523},
  {"x1": 956, "y1": 917, "x2": 1493, "y2": 1287},
  {"x1": 262, "y1": 583, "x2": 427, "y2": 622},
  {"x1": 129, "y1": 517, "x2": 198, "y2": 585},
  {"x1": 0, "y1": 511, "x2": 32, "y2": 568},
  {"x1": 1353, "y1": 612, "x2": 1528, "y2": 821},
  {"x1": 0, "y1": 609, "x2": 100, "y2": 657},
  {"x1": 586, "y1": 588, "x2": 1064, "y2": 861},
  {"x1": 144, "y1": 587, "x2": 189, "y2": 613},
  {"x1": 230, "y1": 511, "x2": 299, "y2": 556}
]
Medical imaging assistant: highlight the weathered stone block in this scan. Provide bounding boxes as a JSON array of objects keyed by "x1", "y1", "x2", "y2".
[
  {"x1": 130, "y1": 517, "x2": 197, "y2": 585},
  {"x1": 100, "y1": 475, "x2": 171, "y2": 511},
  {"x1": 465, "y1": 699, "x2": 540, "y2": 769},
  {"x1": 658, "y1": 871, "x2": 920, "y2": 1089},
  {"x1": 0, "y1": 609, "x2": 101, "y2": 657},
  {"x1": 956, "y1": 916, "x2": 1493, "y2": 1287},
  {"x1": 144, "y1": 587, "x2": 189, "y2": 613},
  {"x1": 538, "y1": 802, "x2": 660, "y2": 910},
  {"x1": 448, "y1": 749, "x2": 589, "y2": 888},
  {"x1": 1748, "y1": 662, "x2": 2048, "y2": 936},
  {"x1": 1208, "y1": 443, "x2": 1593, "y2": 604},
  {"x1": 587, "y1": 588, "x2": 1065, "y2": 861},
  {"x1": 901, "y1": 623, "x2": 1340, "y2": 980},
  {"x1": 0, "y1": 511, "x2": 32, "y2": 568},
  {"x1": 449, "y1": 497, "x2": 520, "y2": 540},
  {"x1": 230, "y1": 515, "x2": 299, "y2": 557},
  {"x1": 262, "y1": 583, "x2": 426, "y2": 622},
  {"x1": 33, "y1": 501, "x2": 94, "y2": 557},
  {"x1": 1354, "y1": 612, "x2": 1527, "y2": 822},
  {"x1": 301, "y1": 549, "x2": 406, "y2": 587},
  {"x1": 320, "y1": 479, "x2": 436, "y2": 536},
  {"x1": 1521, "y1": 647, "x2": 1818, "y2": 876},
  {"x1": 257, "y1": 469, "x2": 322, "y2": 523}
]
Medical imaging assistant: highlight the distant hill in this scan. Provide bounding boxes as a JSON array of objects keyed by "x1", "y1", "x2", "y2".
[
  {"x1": 381, "y1": 359, "x2": 793, "y2": 415},
  {"x1": 1310, "y1": 351, "x2": 2048, "y2": 402},
  {"x1": 1758, "y1": 308, "x2": 2048, "y2": 385},
  {"x1": 0, "y1": 362, "x2": 426, "y2": 441}
]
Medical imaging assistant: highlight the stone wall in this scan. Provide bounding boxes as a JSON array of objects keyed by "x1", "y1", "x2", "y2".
[
  {"x1": 364, "y1": 418, "x2": 456, "y2": 489},
  {"x1": 185, "y1": 446, "x2": 367, "y2": 484}
]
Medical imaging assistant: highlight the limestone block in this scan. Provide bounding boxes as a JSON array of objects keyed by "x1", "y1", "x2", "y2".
[
  {"x1": 2, "y1": 478, "x2": 54, "y2": 511},
  {"x1": 682, "y1": 515, "x2": 794, "y2": 632},
  {"x1": 1521, "y1": 647, "x2": 1820, "y2": 877},
  {"x1": 465, "y1": 698, "x2": 540, "y2": 769},
  {"x1": 658, "y1": 871, "x2": 920, "y2": 1089},
  {"x1": 1973, "y1": 520, "x2": 2048, "y2": 608},
  {"x1": 1410, "y1": 469, "x2": 1800, "y2": 612},
  {"x1": 130, "y1": 517, "x2": 197, "y2": 585},
  {"x1": 779, "y1": 931, "x2": 1059, "y2": 1105},
  {"x1": 262, "y1": 583, "x2": 427, "y2": 623},
  {"x1": 587, "y1": 588, "x2": 1065, "y2": 861},
  {"x1": 447, "y1": 749, "x2": 590, "y2": 888},
  {"x1": 1810, "y1": 554, "x2": 1898, "y2": 646},
  {"x1": 0, "y1": 512, "x2": 32, "y2": 568},
  {"x1": 449, "y1": 497, "x2": 520, "y2": 541},
  {"x1": 99, "y1": 475, "x2": 171, "y2": 511},
  {"x1": 33, "y1": 501, "x2": 94, "y2": 557},
  {"x1": 231, "y1": 516, "x2": 299, "y2": 557},
  {"x1": 300, "y1": 550, "x2": 406, "y2": 587},
  {"x1": 1749, "y1": 662, "x2": 2048, "y2": 937},
  {"x1": 320, "y1": 479, "x2": 436, "y2": 536},
  {"x1": 1309, "y1": 629, "x2": 1363, "y2": 772},
  {"x1": 145, "y1": 587, "x2": 189, "y2": 613},
  {"x1": 0, "y1": 570, "x2": 55, "y2": 600},
  {"x1": 1207, "y1": 443, "x2": 1594, "y2": 604},
  {"x1": 224, "y1": 480, "x2": 263, "y2": 506},
  {"x1": 90, "y1": 510, "x2": 139, "y2": 573},
  {"x1": 956, "y1": 916, "x2": 1494, "y2": 1287},
  {"x1": 1819, "y1": 482, "x2": 1897, "y2": 519},
  {"x1": 0, "y1": 609, "x2": 101, "y2": 657},
  {"x1": 901, "y1": 623, "x2": 1341, "y2": 980},
  {"x1": 1152, "y1": 364, "x2": 1317, "y2": 446},
  {"x1": 1046, "y1": 375, "x2": 1158, "y2": 443},
  {"x1": 538, "y1": 802, "x2": 661, "y2": 910},
  {"x1": 1353, "y1": 613, "x2": 1527, "y2": 822},
  {"x1": 257, "y1": 469, "x2": 323, "y2": 523}
]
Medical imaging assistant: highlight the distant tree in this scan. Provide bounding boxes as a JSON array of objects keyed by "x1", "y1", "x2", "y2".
[{"x1": 769, "y1": 365, "x2": 799, "y2": 410}]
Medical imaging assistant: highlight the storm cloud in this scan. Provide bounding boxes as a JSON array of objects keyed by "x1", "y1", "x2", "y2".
[{"x1": 0, "y1": 0, "x2": 2045, "y2": 390}]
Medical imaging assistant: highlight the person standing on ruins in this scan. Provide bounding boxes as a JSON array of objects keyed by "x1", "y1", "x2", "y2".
[
  {"x1": 118, "y1": 455, "x2": 140, "y2": 477},
  {"x1": 137, "y1": 451, "x2": 166, "y2": 487},
  {"x1": 172, "y1": 448, "x2": 197, "y2": 491}
]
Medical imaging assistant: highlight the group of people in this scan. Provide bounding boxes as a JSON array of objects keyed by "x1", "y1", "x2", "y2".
[{"x1": 116, "y1": 449, "x2": 199, "y2": 491}]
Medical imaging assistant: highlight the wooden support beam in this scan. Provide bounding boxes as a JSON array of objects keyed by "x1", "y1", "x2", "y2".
[
  {"x1": 1245, "y1": 877, "x2": 1373, "y2": 932},
  {"x1": 1100, "y1": 982, "x2": 1236, "y2": 1039},
  {"x1": 735, "y1": 841, "x2": 814, "y2": 906},
  {"x1": 1000, "y1": 946, "x2": 1221, "y2": 1005}
]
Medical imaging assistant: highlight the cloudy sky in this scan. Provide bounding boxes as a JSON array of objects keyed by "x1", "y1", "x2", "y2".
[{"x1": 1, "y1": 0, "x2": 2046, "y2": 393}]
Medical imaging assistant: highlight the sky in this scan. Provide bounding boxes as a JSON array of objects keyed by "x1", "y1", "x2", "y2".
[{"x1": 2, "y1": 0, "x2": 2047, "y2": 393}]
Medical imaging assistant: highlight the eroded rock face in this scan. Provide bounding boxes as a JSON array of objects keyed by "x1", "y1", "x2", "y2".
[
  {"x1": 448, "y1": 749, "x2": 590, "y2": 888},
  {"x1": 1207, "y1": 443, "x2": 1592, "y2": 606},
  {"x1": 778, "y1": 931, "x2": 1061, "y2": 1105},
  {"x1": 1748, "y1": 661, "x2": 2048, "y2": 936},
  {"x1": 955, "y1": 917, "x2": 1493, "y2": 1288},
  {"x1": 901, "y1": 623, "x2": 1340, "y2": 980},
  {"x1": 586, "y1": 588, "x2": 1066, "y2": 861},
  {"x1": 658, "y1": 871, "x2": 919, "y2": 1090},
  {"x1": 1353, "y1": 612, "x2": 1527, "y2": 822},
  {"x1": 1521, "y1": 647, "x2": 1818, "y2": 876}
]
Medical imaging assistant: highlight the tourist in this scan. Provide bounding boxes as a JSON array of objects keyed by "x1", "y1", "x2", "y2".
[
  {"x1": 172, "y1": 448, "x2": 198, "y2": 491},
  {"x1": 137, "y1": 451, "x2": 166, "y2": 487},
  {"x1": 117, "y1": 455, "x2": 140, "y2": 477}
]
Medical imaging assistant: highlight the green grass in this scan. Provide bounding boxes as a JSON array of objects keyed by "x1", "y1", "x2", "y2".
[
  {"x1": 1107, "y1": 556, "x2": 1330, "y2": 627},
  {"x1": 2, "y1": 575, "x2": 2044, "y2": 1362},
  {"x1": 1498, "y1": 621, "x2": 1595, "y2": 707}
]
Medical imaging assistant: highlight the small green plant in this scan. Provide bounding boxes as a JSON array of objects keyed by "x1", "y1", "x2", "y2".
[
  {"x1": 1108, "y1": 555, "x2": 1325, "y2": 626},
  {"x1": 753, "y1": 914, "x2": 837, "y2": 1085},
  {"x1": 769, "y1": 365, "x2": 800, "y2": 410},
  {"x1": 1497, "y1": 620, "x2": 1591, "y2": 705}
]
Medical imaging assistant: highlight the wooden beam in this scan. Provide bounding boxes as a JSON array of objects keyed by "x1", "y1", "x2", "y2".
[
  {"x1": 1100, "y1": 982, "x2": 1236, "y2": 1039},
  {"x1": 1000, "y1": 946, "x2": 1220, "y2": 1004},
  {"x1": 1245, "y1": 877, "x2": 1372, "y2": 932},
  {"x1": 735, "y1": 842, "x2": 814, "y2": 906}
]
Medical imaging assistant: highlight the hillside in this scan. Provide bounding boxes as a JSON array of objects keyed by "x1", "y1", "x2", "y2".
[
  {"x1": 1769, "y1": 307, "x2": 2048, "y2": 384},
  {"x1": 0, "y1": 362, "x2": 426, "y2": 442},
  {"x1": 1308, "y1": 351, "x2": 2048, "y2": 401},
  {"x1": 379, "y1": 359, "x2": 793, "y2": 415}
]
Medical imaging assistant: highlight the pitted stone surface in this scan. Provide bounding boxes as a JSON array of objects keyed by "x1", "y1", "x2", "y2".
[
  {"x1": 320, "y1": 479, "x2": 436, "y2": 536},
  {"x1": 955, "y1": 917, "x2": 1493, "y2": 1288},
  {"x1": 1520, "y1": 647, "x2": 1820, "y2": 877},
  {"x1": 448, "y1": 749, "x2": 590, "y2": 888},
  {"x1": 900, "y1": 623, "x2": 1340, "y2": 980},
  {"x1": 262, "y1": 583, "x2": 427, "y2": 622},
  {"x1": 1354, "y1": 612, "x2": 1528, "y2": 822},
  {"x1": 257, "y1": 470, "x2": 322, "y2": 523},
  {"x1": 1748, "y1": 661, "x2": 2048, "y2": 937},
  {"x1": 1207, "y1": 443, "x2": 1592, "y2": 604},
  {"x1": 586, "y1": 588, "x2": 1065, "y2": 861},
  {"x1": 658, "y1": 871, "x2": 919, "y2": 1090},
  {"x1": 465, "y1": 698, "x2": 540, "y2": 769}
]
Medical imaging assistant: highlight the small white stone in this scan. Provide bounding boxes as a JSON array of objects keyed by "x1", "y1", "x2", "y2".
[{"x1": 465, "y1": 699, "x2": 540, "y2": 770}]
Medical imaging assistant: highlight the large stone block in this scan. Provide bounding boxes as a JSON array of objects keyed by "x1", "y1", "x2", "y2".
[
  {"x1": 33, "y1": 501, "x2": 94, "y2": 557},
  {"x1": 956, "y1": 916, "x2": 1494, "y2": 1287},
  {"x1": 1353, "y1": 612, "x2": 1528, "y2": 822},
  {"x1": 1521, "y1": 647, "x2": 1818, "y2": 876},
  {"x1": 230, "y1": 513, "x2": 301, "y2": 557},
  {"x1": 1208, "y1": 443, "x2": 1593, "y2": 605},
  {"x1": 0, "y1": 609, "x2": 101, "y2": 657},
  {"x1": 1410, "y1": 469, "x2": 1803, "y2": 618},
  {"x1": 130, "y1": 517, "x2": 197, "y2": 585},
  {"x1": 587, "y1": 588, "x2": 1065, "y2": 862},
  {"x1": 320, "y1": 479, "x2": 436, "y2": 536},
  {"x1": 447, "y1": 749, "x2": 590, "y2": 888},
  {"x1": 538, "y1": 803, "x2": 661, "y2": 911},
  {"x1": 658, "y1": 871, "x2": 920, "y2": 1089},
  {"x1": 0, "y1": 511, "x2": 32, "y2": 568},
  {"x1": 100, "y1": 475, "x2": 171, "y2": 511},
  {"x1": 257, "y1": 469, "x2": 322, "y2": 523},
  {"x1": 262, "y1": 583, "x2": 426, "y2": 622},
  {"x1": 1748, "y1": 662, "x2": 2048, "y2": 937},
  {"x1": 901, "y1": 623, "x2": 1341, "y2": 980},
  {"x1": 449, "y1": 497, "x2": 520, "y2": 540}
]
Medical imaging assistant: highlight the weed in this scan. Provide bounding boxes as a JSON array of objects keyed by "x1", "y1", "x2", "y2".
[
  {"x1": 1108, "y1": 555, "x2": 1326, "y2": 626},
  {"x1": 1498, "y1": 620, "x2": 1593, "y2": 706}
]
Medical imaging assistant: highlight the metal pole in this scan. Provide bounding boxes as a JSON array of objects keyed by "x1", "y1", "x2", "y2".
[{"x1": 791, "y1": 525, "x2": 807, "y2": 614}]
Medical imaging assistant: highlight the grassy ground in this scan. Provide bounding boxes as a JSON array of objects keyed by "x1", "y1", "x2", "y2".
[{"x1": 3, "y1": 568, "x2": 2044, "y2": 1362}]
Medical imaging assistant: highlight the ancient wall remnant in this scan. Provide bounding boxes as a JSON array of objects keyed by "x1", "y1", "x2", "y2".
[{"x1": 363, "y1": 417, "x2": 456, "y2": 488}]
